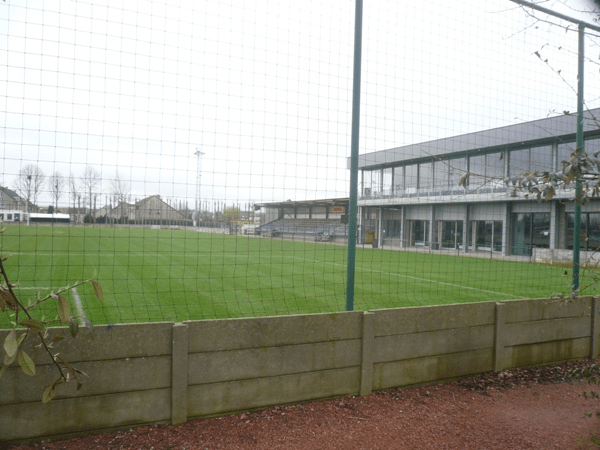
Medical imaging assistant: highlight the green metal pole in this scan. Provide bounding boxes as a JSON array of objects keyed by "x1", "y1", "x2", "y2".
[
  {"x1": 346, "y1": 0, "x2": 363, "y2": 311},
  {"x1": 572, "y1": 23, "x2": 585, "y2": 295}
]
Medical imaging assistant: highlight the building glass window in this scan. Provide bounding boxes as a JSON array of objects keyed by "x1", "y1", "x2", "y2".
[
  {"x1": 531, "y1": 145, "x2": 553, "y2": 172},
  {"x1": 557, "y1": 143, "x2": 575, "y2": 169},
  {"x1": 405, "y1": 165, "x2": 418, "y2": 195},
  {"x1": 586, "y1": 138, "x2": 600, "y2": 156},
  {"x1": 363, "y1": 170, "x2": 381, "y2": 197},
  {"x1": 434, "y1": 160, "x2": 450, "y2": 192},
  {"x1": 469, "y1": 155, "x2": 485, "y2": 190},
  {"x1": 449, "y1": 157, "x2": 466, "y2": 193},
  {"x1": 476, "y1": 221, "x2": 493, "y2": 249},
  {"x1": 393, "y1": 166, "x2": 403, "y2": 195},
  {"x1": 474, "y1": 220, "x2": 503, "y2": 252},
  {"x1": 566, "y1": 212, "x2": 600, "y2": 251},
  {"x1": 440, "y1": 220, "x2": 463, "y2": 249},
  {"x1": 382, "y1": 168, "x2": 393, "y2": 197},
  {"x1": 419, "y1": 163, "x2": 433, "y2": 194},
  {"x1": 509, "y1": 148, "x2": 529, "y2": 175},
  {"x1": 385, "y1": 220, "x2": 401, "y2": 238},
  {"x1": 513, "y1": 213, "x2": 550, "y2": 255},
  {"x1": 469, "y1": 153, "x2": 503, "y2": 192},
  {"x1": 410, "y1": 220, "x2": 429, "y2": 246}
]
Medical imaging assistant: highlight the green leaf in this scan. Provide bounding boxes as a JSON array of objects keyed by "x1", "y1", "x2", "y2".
[
  {"x1": 91, "y1": 280, "x2": 103, "y2": 302},
  {"x1": 18, "y1": 350, "x2": 35, "y2": 376},
  {"x1": 0, "y1": 290, "x2": 5, "y2": 312},
  {"x1": 0, "y1": 290, "x2": 17, "y2": 311},
  {"x1": 4, "y1": 350, "x2": 16, "y2": 366},
  {"x1": 4, "y1": 329, "x2": 17, "y2": 358},
  {"x1": 19, "y1": 319, "x2": 45, "y2": 331},
  {"x1": 57, "y1": 295, "x2": 71, "y2": 324},
  {"x1": 50, "y1": 335, "x2": 65, "y2": 345},
  {"x1": 68, "y1": 317, "x2": 79, "y2": 338},
  {"x1": 544, "y1": 186, "x2": 555, "y2": 201},
  {"x1": 41, "y1": 379, "x2": 64, "y2": 404},
  {"x1": 42, "y1": 383, "x2": 55, "y2": 403}
]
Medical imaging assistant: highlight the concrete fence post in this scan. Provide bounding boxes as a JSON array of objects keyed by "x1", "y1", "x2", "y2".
[
  {"x1": 494, "y1": 303, "x2": 507, "y2": 372},
  {"x1": 360, "y1": 311, "x2": 375, "y2": 396},
  {"x1": 172, "y1": 322, "x2": 189, "y2": 425},
  {"x1": 592, "y1": 297, "x2": 600, "y2": 359}
]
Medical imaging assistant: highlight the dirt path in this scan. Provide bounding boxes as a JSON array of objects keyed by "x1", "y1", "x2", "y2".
[{"x1": 9, "y1": 360, "x2": 600, "y2": 450}]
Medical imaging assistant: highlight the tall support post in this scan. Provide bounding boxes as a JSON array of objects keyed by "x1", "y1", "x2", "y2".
[
  {"x1": 346, "y1": 0, "x2": 363, "y2": 312},
  {"x1": 195, "y1": 148, "x2": 204, "y2": 228},
  {"x1": 573, "y1": 23, "x2": 585, "y2": 295}
]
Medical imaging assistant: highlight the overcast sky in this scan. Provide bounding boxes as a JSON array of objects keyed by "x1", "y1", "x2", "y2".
[{"x1": 2, "y1": 0, "x2": 600, "y2": 210}]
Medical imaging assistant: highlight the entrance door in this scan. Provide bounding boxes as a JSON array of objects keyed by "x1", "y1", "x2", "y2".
[{"x1": 512, "y1": 213, "x2": 530, "y2": 256}]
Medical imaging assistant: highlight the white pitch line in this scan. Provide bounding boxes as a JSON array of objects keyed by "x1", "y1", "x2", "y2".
[
  {"x1": 71, "y1": 287, "x2": 87, "y2": 322},
  {"x1": 278, "y1": 254, "x2": 524, "y2": 299}
]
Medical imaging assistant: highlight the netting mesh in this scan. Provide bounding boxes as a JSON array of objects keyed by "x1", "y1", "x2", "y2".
[{"x1": 2, "y1": 0, "x2": 600, "y2": 325}]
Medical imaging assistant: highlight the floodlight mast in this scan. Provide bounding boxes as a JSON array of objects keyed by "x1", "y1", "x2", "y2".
[
  {"x1": 195, "y1": 148, "x2": 204, "y2": 228},
  {"x1": 509, "y1": 0, "x2": 600, "y2": 295},
  {"x1": 346, "y1": 0, "x2": 363, "y2": 312}
]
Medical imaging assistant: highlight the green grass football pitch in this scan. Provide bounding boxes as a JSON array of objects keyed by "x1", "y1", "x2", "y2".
[{"x1": 0, "y1": 225, "x2": 591, "y2": 327}]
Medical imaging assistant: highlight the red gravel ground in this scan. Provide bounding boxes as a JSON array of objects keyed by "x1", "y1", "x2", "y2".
[{"x1": 8, "y1": 359, "x2": 600, "y2": 450}]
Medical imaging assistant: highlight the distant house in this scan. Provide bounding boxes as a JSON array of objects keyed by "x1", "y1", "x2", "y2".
[
  {"x1": 94, "y1": 195, "x2": 187, "y2": 225},
  {"x1": 0, "y1": 186, "x2": 37, "y2": 222},
  {"x1": 0, "y1": 186, "x2": 29, "y2": 210}
]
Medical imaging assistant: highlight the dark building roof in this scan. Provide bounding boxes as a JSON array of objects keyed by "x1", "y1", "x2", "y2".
[
  {"x1": 356, "y1": 108, "x2": 600, "y2": 169},
  {"x1": 260, "y1": 198, "x2": 348, "y2": 209},
  {"x1": 0, "y1": 186, "x2": 28, "y2": 205}
]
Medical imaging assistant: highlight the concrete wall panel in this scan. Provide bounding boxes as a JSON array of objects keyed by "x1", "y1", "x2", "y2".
[
  {"x1": 372, "y1": 302, "x2": 495, "y2": 336},
  {"x1": 372, "y1": 349, "x2": 492, "y2": 390},
  {"x1": 0, "y1": 323, "x2": 174, "y2": 364},
  {"x1": 186, "y1": 312, "x2": 363, "y2": 352},
  {"x1": 0, "y1": 389, "x2": 171, "y2": 442},
  {"x1": 374, "y1": 325, "x2": 494, "y2": 363},
  {"x1": 503, "y1": 317, "x2": 590, "y2": 346},
  {"x1": 188, "y1": 368, "x2": 360, "y2": 417},
  {"x1": 188, "y1": 340, "x2": 361, "y2": 385},
  {"x1": 1, "y1": 355, "x2": 171, "y2": 405},
  {"x1": 506, "y1": 337, "x2": 590, "y2": 369},
  {"x1": 503, "y1": 297, "x2": 591, "y2": 323}
]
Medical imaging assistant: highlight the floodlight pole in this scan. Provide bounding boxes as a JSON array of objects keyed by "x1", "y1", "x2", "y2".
[
  {"x1": 509, "y1": 0, "x2": 600, "y2": 295},
  {"x1": 195, "y1": 148, "x2": 204, "y2": 228},
  {"x1": 346, "y1": 0, "x2": 363, "y2": 312},
  {"x1": 573, "y1": 23, "x2": 585, "y2": 294}
]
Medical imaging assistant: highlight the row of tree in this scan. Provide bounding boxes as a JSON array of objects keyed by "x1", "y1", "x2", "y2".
[
  {"x1": 13, "y1": 165, "x2": 130, "y2": 216},
  {"x1": 12, "y1": 165, "x2": 258, "y2": 222}
]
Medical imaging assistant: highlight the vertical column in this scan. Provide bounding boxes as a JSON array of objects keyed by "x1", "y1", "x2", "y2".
[
  {"x1": 360, "y1": 312, "x2": 375, "y2": 396},
  {"x1": 494, "y1": 303, "x2": 508, "y2": 372},
  {"x1": 463, "y1": 204, "x2": 470, "y2": 253},
  {"x1": 591, "y1": 297, "x2": 600, "y2": 359},
  {"x1": 378, "y1": 207, "x2": 383, "y2": 248},
  {"x1": 503, "y1": 203, "x2": 511, "y2": 256},
  {"x1": 172, "y1": 323, "x2": 189, "y2": 425}
]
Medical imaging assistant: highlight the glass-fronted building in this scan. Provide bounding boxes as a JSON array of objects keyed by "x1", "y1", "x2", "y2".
[{"x1": 356, "y1": 109, "x2": 600, "y2": 257}]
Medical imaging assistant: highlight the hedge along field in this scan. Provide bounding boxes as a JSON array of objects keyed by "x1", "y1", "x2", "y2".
[{"x1": 0, "y1": 224, "x2": 589, "y2": 327}]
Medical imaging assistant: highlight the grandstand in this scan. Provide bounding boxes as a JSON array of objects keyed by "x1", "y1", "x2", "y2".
[{"x1": 258, "y1": 198, "x2": 349, "y2": 243}]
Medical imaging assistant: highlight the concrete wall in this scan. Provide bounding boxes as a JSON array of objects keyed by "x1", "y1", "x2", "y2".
[
  {"x1": 2, "y1": 297, "x2": 598, "y2": 443},
  {"x1": 533, "y1": 248, "x2": 600, "y2": 265}
]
